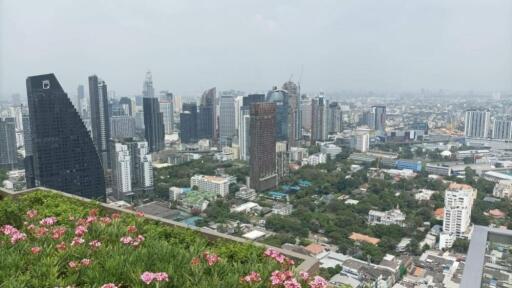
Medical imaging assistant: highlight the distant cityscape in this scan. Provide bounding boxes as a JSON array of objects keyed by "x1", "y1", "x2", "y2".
[{"x1": 0, "y1": 70, "x2": 511, "y2": 287}]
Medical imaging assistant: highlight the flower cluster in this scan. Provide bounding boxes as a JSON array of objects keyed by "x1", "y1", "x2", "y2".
[
  {"x1": 26, "y1": 209, "x2": 38, "y2": 219},
  {"x1": 89, "y1": 240, "x2": 102, "y2": 250},
  {"x1": 1, "y1": 224, "x2": 27, "y2": 244},
  {"x1": 240, "y1": 271, "x2": 261, "y2": 284},
  {"x1": 269, "y1": 270, "x2": 327, "y2": 288},
  {"x1": 140, "y1": 272, "x2": 169, "y2": 285},
  {"x1": 119, "y1": 234, "x2": 145, "y2": 247},
  {"x1": 68, "y1": 258, "x2": 93, "y2": 270},
  {"x1": 40, "y1": 216, "x2": 57, "y2": 226},
  {"x1": 51, "y1": 227, "x2": 67, "y2": 240},
  {"x1": 203, "y1": 251, "x2": 220, "y2": 266},
  {"x1": 264, "y1": 248, "x2": 295, "y2": 265}
]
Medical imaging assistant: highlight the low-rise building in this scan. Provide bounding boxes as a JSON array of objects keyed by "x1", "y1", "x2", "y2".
[
  {"x1": 190, "y1": 174, "x2": 230, "y2": 197},
  {"x1": 272, "y1": 203, "x2": 293, "y2": 215},
  {"x1": 493, "y1": 180, "x2": 512, "y2": 199},
  {"x1": 320, "y1": 143, "x2": 342, "y2": 158},
  {"x1": 426, "y1": 163, "x2": 452, "y2": 176},
  {"x1": 231, "y1": 202, "x2": 261, "y2": 214},
  {"x1": 235, "y1": 186, "x2": 257, "y2": 201},
  {"x1": 289, "y1": 147, "x2": 308, "y2": 162},
  {"x1": 415, "y1": 189, "x2": 436, "y2": 201},
  {"x1": 368, "y1": 209, "x2": 406, "y2": 227},
  {"x1": 303, "y1": 153, "x2": 327, "y2": 166}
]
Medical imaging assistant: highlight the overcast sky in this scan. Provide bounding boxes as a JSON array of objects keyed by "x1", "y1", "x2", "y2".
[{"x1": 1, "y1": 0, "x2": 511, "y2": 99}]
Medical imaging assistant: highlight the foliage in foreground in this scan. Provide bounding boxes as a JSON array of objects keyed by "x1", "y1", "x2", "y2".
[{"x1": 0, "y1": 191, "x2": 326, "y2": 288}]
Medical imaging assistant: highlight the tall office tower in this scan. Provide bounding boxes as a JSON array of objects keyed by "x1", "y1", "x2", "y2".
[
  {"x1": 440, "y1": 183, "x2": 476, "y2": 249},
  {"x1": 301, "y1": 97, "x2": 312, "y2": 132},
  {"x1": 266, "y1": 87, "x2": 289, "y2": 141},
  {"x1": 143, "y1": 97, "x2": 165, "y2": 152},
  {"x1": 234, "y1": 96, "x2": 243, "y2": 138},
  {"x1": 311, "y1": 94, "x2": 329, "y2": 143},
  {"x1": 26, "y1": 74, "x2": 105, "y2": 200},
  {"x1": 198, "y1": 88, "x2": 217, "y2": 141},
  {"x1": 276, "y1": 141, "x2": 289, "y2": 182},
  {"x1": 76, "y1": 85, "x2": 85, "y2": 117},
  {"x1": 179, "y1": 102, "x2": 198, "y2": 144},
  {"x1": 142, "y1": 71, "x2": 155, "y2": 98},
  {"x1": 22, "y1": 109, "x2": 32, "y2": 155},
  {"x1": 371, "y1": 105, "x2": 386, "y2": 133},
  {"x1": 88, "y1": 75, "x2": 111, "y2": 171},
  {"x1": 219, "y1": 94, "x2": 236, "y2": 146},
  {"x1": 282, "y1": 81, "x2": 301, "y2": 145},
  {"x1": 111, "y1": 142, "x2": 132, "y2": 200},
  {"x1": 327, "y1": 102, "x2": 343, "y2": 134},
  {"x1": 0, "y1": 117, "x2": 17, "y2": 168},
  {"x1": 110, "y1": 116, "x2": 136, "y2": 139},
  {"x1": 174, "y1": 95, "x2": 182, "y2": 113},
  {"x1": 119, "y1": 97, "x2": 133, "y2": 116},
  {"x1": 360, "y1": 110, "x2": 373, "y2": 127},
  {"x1": 239, "y1": 94, "x2": 265, "y2": 160},
  {"x1": 464, "y1": 110, "x2": 490, "y2": 139},
  {"x1": 492, "y1": 119, "x2": 512, "y2": 139},
  {"x1": 127, "y1": 140, "x2": 153, "y2": 195},
  {"x1": 249, "y1": 102, "x2": 277, "y2": 192},
  {"x1": 159, "y1": 91, "x2": 174, "y2": 135}
]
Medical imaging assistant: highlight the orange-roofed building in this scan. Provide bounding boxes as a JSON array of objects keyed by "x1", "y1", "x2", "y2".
[
  {"x1": 434, "y1": 208, "x2": 444, "y2": 220},
  {"x1": 349, "y1": 232, "x2": 380, "y2": 245},
  {"x1": 304, "y1": 243, "x2": 326, "y2": 256}
]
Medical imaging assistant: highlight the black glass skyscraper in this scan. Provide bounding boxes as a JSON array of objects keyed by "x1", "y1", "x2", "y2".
[
  {"x1": 143, "y1": 97, "x2": 165, "y2": 152},
  {"x1": 266, "y1": 87, "x2": 289, "y2": 142},
  {"x1": 180, "y1": 102, "x2": 198, "y2": 144},
  {"x1": 198, "y1": 88, "x2": 217, "y2": 142},
  {"x1": 25, "y1": 74, "x2": 106, "y2": 201}
]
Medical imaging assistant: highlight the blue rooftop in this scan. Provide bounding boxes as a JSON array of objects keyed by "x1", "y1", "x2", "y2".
[
  {"x1": 181, "y1": 216, "x2": 202, "y2": 227},
  {"x1": 298, "y1": 180, "x2": 312, "y2": 187}
]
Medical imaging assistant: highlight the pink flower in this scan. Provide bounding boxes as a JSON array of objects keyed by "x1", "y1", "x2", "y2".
[
  {"x1": 56, "y1": 241, "x2": 67, "y2": 252},
  {"x1": 26, "y1": 209, "x2": 38, "y2": 219},
  {"x1": 140, "y1": 272, "x2": 154, "y2": 285},
  {"x1": 75, "y1": 225, "x2": 88, "y2": 237},
  {"x1": 308, "y1": 276, "x2": 328, "y2": 288},
  {"x1": 34, "y1": 227, "x2": 48, "y2": 238},
  {"x1": 100, "y1": 284, "x2": 118, "y2": 288},
  {"x1": 190, "y1": 257, "x2": 201, "y2": 266},
  {"x1": 136, "y1": 211, "x2": 145, "y2": 218},
  {"x1": 153, "y1": 272, "x2": 169, "y2": 282},
  {"x1": 1, "y1": 224, "x2": 16, "y2": 235},
  {"x1": 31, "y1": 246, "x2": 42, "y2": 254},
  {"x1": 51, "y1": 227, "x2": 67, "y2": 240},
  {"x1": 100, "y1": 217, "x2": 112, "y2": 225},
  {"x1": 241, "y1": 271, "x2": 261, "y2": 284},
  {"x1": 270, "y1": 271, "x2": 293, "y2": 286},
  {"x1": 40, "y1": 216, "x2": 57, "y2": 226},
  {"x1": 68, "y1": 261, "x2": 79, "y2": 269},
  {"x1": 10, "y1": 231, "x2": 27, "y2": 244},
  {"x1": 89, "y1": 208, "x2": 99, "y2": 216},
  {"x1": 203, "y1": 252, "x2": 220, "y2": 266},
  {"x1": 120, "y1": 236, "x2": 133, "y2": 244},
  {"x1": 86, "y1": 216, "x2": 97, "y2": 224},
  {"x1": 80, "y1": 258, "x2": 92, "y2": 267},
  {"x1": 89, "y1": 240, "x2": 101, "y2": 250},
  {"x1": 27, "y1": 224, "x2": 36, "y2": 231},
  {"x1": 71, "y1": 237, "x2": 85, "y2": 246},
  {"x1": 111, "y1": 213, "x2": 121, "y2": 220},
  {"x1": 299, "y1": 271, "x2": 310, "y2": 281},
  {"x1": 283, "y1": 278, "x2": 302, "y2": 288},
  {"x1": 127, "y1": 225, "x2": 137, "y2": 233}
]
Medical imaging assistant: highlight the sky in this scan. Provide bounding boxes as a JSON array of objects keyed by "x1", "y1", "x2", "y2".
[{"x1": 1, "y1": 0, "x2": 511, "y2": 99}]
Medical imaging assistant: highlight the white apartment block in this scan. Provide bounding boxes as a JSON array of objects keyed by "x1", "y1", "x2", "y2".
[
  {"x1": 440, "y1": 183, "x2": 476, "y2": 249},
  {"x1": 368, "y1": 209, "x2": 406, "y2": 227},
  {"x1": 354, "y1": 128, "x2": 370, "y2": 152},
  {"x1": 272, "y1": 203, "x2": 293, "y2": 216},
  {"x1": 303, "y1": 153, "x2": 327, "y2": 166},
  {"x1": 493, "y1": 180, "x2": 512, "y2": 199},
  {"x1": 112, "y1": 143, "x2": 132, "y2": 199},
  {"x1": 190, "y1": 174, "x2": 230, "y2": 197},
  {"x1": 289, "y1": 147, "x2": 308, "y2": 162}
]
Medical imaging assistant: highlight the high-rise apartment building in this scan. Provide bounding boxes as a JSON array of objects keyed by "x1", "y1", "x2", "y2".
[
  {"x1": 76, "y1": 84, "x2": 85, "y2": 117},
  {"x1": 180, "y1": 102, "x2": 198, "y2": 144},
  {"x1": 266, "y1": 87, "x2": 289, "y2": 142},
  {"x1": 276, "y1": 141, "x2": 289, "y2": 182},
  {"x1": 111, "y1": 142, "x2": 132, "y2": 200},
  {"x1": 198, "y1": 88, "x2": 217, "y2": 142},
  {"x1": 0, "y1": 117, "x2": 17, "y2": 168},
  {"x1": 371, "y1": 105, "x2": 386, "y2": 133},
  {"x1": 249, "y1": 102, "x2": 277, "y2": 192},
  {"x1": 492, "y1": 119, "x2": 512, "y2": 139},
  {"x1": 159, "y1": 91, "x2": 174, "y2": 135},
  {"x1": 464, "y1": 109, "x2": 490, "y2": 139},
  {"x1": 88, "y1": 75, "x2": 111, "y2": 171},
  {"x1": 354, "y1": 128, "x2": 370, "y2": 152},
  {"x1": 26, "y1": 73, "x2": 105, "y2": 200},
  {"x1": 219, "y1": 94, "x2": 236, "y2": 146},
  {"x1": 127, "y1": 140, "x2": 154, "y2": 195},
  {"x1": 440, "y1": 183, "x2": 477, "y2": 249},
  {"x1": 301, "y1": 97, "x2": 312, "y2": 132},
  {"x1": 327, "y1": 102, "x2": 342, "y2": 134},
  {"x1": 239, "y1": 94, "x2": 265, "y2": 160},
  {"x1": 110, "y1": 116, "x2": 136, "y2": 139},
  {"x1": 282, "y1": 81, "x2": 301, "y2": 145},
  {"x1": 311, "y1": 95, "x2": 328, "y2": 142}
]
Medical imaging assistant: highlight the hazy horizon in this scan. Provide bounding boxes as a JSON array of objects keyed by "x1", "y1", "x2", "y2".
[{"x1": 1, "y1": 0, "x2": 511, "y2": 99}]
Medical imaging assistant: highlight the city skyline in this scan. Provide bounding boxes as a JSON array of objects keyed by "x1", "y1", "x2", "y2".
[{"x1": 1, "y1": 0, "x2": 512, "y2": 99}]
